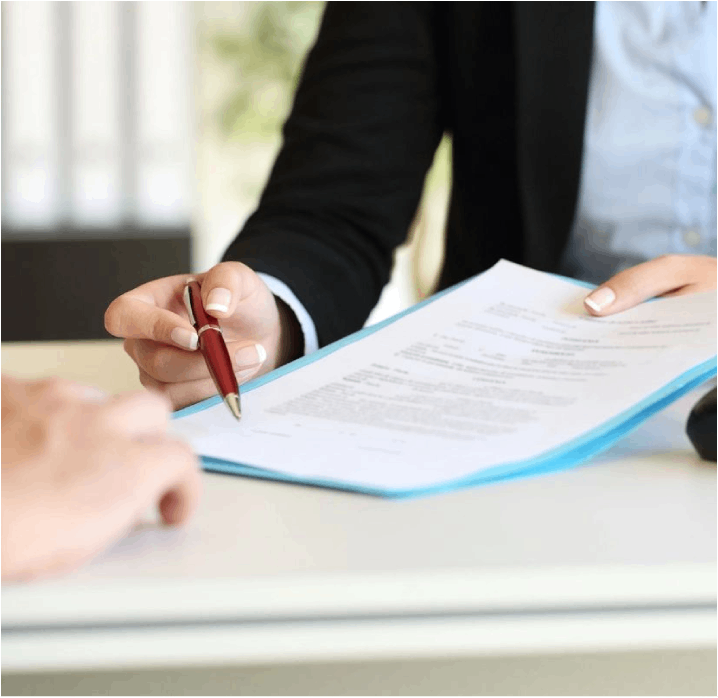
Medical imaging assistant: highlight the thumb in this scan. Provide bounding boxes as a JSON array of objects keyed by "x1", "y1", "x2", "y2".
[{"x1": 199, "y1": 261, "x2": 262, "y2": 320}]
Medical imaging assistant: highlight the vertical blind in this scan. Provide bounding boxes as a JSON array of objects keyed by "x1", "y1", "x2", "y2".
[{"x1": 1, "y1": 1, "x2": 193, "y2": 237}]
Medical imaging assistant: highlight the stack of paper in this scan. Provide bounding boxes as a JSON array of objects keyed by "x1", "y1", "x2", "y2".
[{"x1": 172, "y1": 261, "x2": 717, "y2": 497}]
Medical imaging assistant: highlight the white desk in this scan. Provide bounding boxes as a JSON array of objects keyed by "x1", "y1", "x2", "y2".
[{"x1": 1, "y1": 342, "x2": 716, "y2": 695}]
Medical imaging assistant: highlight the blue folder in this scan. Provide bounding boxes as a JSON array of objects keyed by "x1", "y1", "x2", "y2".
[{"x1": 174, "y1": 275, "x2": 717, "y2": 498}]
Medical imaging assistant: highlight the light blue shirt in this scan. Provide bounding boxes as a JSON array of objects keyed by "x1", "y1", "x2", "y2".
[
  {"x1": 561, "y1": 0, "x2": 717, "y2": 282},
  {"x1": 269, "y1": 1, "x2": 718, "y2": 354}
]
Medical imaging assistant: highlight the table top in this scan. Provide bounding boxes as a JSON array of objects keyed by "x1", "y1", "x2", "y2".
[
  {"x1": 2, "y1": 341, "x2": 716, "y2": 671},
  {"x1": 1, "y1": 339, "x2": 143, "y2": 395}
]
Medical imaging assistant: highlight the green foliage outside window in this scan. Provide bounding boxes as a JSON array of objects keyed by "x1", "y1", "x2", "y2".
[{"x1": 208, "y1": 1, "x2": 325, "y2": 141}]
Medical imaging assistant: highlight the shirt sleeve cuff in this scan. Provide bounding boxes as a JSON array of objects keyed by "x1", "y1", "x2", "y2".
[{"x1": 256, "y1": 273, "x2": 320, "y2": 356}]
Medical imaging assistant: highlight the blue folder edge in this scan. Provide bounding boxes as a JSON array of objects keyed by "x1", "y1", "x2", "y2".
[{"x1": 173, "y1": 274, "x2": 717, "y2": 499}]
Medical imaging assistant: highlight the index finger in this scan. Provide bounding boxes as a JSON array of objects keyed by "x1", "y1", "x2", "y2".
[
  {"x1": 105, "y1": 294, "x2": 199, "y2": 351},
  {"x1": 584, "y1": 255, "x2": 717, "y2": 316}
]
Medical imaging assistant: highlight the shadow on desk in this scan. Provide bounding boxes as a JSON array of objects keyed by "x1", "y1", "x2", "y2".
[{"x1": 2, "y1": 649, "x2": 716, "y2": 696}]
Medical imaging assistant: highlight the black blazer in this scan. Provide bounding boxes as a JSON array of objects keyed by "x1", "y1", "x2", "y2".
[{"x1": 224, "y1": 2, "x2": 595, "y2": 348}]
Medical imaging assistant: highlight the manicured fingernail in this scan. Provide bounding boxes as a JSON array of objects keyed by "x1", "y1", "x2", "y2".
[
  {"x1": 235, "y1": 343, "x2": 267, "y2": 369},
  {"x1": 171, "y1": 327, "x2": 199, "y2": 350},
  {"x1": 585, "y1": 287, "x2": 616, "y2": 312},
  {"x1": 206, "y1": 288, "x2": 231, "y2": 314}
]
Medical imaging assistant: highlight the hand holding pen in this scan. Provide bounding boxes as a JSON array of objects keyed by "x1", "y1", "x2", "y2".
[{"x1": 105, "y1": 262, "x2": 305, "y2": 410}]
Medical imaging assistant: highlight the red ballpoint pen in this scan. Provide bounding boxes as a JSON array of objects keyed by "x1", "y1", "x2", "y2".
[{"x1": 183, "y1": 278, "x2": 241, "y2": 420}]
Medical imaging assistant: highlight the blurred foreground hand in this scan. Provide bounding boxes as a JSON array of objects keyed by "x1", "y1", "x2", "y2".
[{"x1": 1, "y1": 375, "x2": 201, "y2": 582}]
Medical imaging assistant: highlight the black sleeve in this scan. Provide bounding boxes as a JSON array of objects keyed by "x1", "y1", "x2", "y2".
[{"x1": 222, "y1": 2, "x2": 444, "y2": 348}]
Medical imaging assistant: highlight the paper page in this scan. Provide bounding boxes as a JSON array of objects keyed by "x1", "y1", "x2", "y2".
[{"x1": 173, "y1": 261, "x2": 717, "y2": 491}]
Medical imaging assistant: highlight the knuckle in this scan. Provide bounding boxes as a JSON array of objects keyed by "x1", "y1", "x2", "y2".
[
  {"x1": 150, "y1": 316, "x2": 169, "y2": 343},
  {"x1": 211, "y1": 261, "x2": 246, "y2": 284},
  {"x1": 147, "y1": 347, "x2": 172, "y2": 378},
  {"x1": 88, "y1": 401, "x2": 117, "y2": 431},
  {"x1": 213, "y1": 260, "x2": 240, "y2": 275},
  {"x1": 44, "y1": 406, "x2": 75, "y2": 443},
  {"x1": 98, "y1": 391, "x2": 171, "y2": 437},
  {"x1": 37, "y1": 377, "x2": 77, "y2": 402},
  {"x1": 126, "y1": 389, "x2": 172, "y2": 417}
]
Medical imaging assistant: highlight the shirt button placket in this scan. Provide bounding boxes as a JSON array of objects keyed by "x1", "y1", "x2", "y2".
[{"x1": 682, "y1": 228, "x2": 702, "y2": 248}]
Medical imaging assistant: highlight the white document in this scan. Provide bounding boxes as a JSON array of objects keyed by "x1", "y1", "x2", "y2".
[{"x1": 173, "y1": 261, "x2": 717, "y2": 491}]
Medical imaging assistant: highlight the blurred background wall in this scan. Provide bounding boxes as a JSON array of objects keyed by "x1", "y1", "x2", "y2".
[
  {"x1": 1, "y1": 1, "x2": 194, "y2": 340},
  {"x1": 2, "y1": 1, "x2": 450, "y2": 342}
]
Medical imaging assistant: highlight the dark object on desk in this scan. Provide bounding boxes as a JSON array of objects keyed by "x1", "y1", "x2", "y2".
[{"x1": 686, "y1": 388, "x2": 717, "y2": 462}]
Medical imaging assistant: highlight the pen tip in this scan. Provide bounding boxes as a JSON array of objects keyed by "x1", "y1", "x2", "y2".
[{"x1": 224, "y1": 393, "x2": 241, "y2": 421}]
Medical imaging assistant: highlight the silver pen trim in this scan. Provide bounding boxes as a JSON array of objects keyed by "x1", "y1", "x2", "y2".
[
  {"x1": 198, "y1": 324, "x2": 222, "y2": 337},
  {"x1": 182, "y1": 284, "x2": 196, "y2": 325}
]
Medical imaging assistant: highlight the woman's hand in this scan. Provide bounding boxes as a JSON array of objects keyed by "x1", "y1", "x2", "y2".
[
  {"x1": 584, "y1": 255, "x2": 717, "y2": 316},
  {"x1": 104, "y1": 262, "x2": 302, "y2": 410}
]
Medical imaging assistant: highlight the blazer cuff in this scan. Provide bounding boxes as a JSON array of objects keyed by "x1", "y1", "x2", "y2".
[{"x1": 256, "y1": 273, "x2": 319, "y2": 356}]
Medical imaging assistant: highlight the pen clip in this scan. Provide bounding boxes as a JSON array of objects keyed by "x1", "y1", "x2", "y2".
[{"x1": 183, "y1": 283, "x2": 197, "y2": 326}]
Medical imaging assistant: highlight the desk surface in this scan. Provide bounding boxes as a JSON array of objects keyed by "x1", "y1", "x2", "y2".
[{"x1": 2, "y1": 342, "x2": 716, "y2": 672}]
